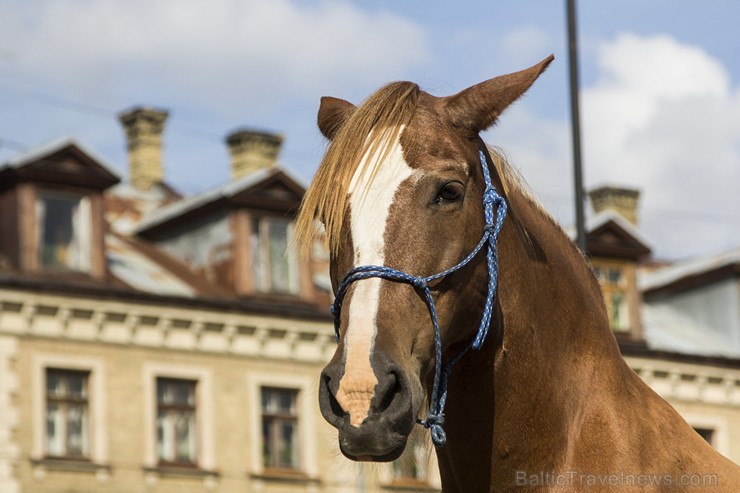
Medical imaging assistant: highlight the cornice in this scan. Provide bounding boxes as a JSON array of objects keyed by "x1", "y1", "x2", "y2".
[{"x1": 0, "y1": 289, "x2": 335, "y2": 364}]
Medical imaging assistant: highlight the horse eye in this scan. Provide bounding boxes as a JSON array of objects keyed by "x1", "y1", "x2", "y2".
[{"x1": 437, "y1": 182, "x2": 463, "y2": 203}]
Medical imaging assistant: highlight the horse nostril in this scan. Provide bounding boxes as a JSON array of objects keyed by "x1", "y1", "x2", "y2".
[
  {"x1": 377, "y1": 372, "x2": 399, "y2": 413},
  {"x1": 319, "y1": 367, "x2": 349, "y2": 428},
  {"x1": 325, "y1": 375, "x2": 345, "y2": 418}
]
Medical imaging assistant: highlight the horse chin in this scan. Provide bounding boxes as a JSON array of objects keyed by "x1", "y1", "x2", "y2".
[
  {"x1": 334, "y1": 412, "x2": 415, "y2": 462},
  {"x1": 340, "y1": 443, "x2": 406, "y2": 463},
  {"x1": 337, "y1": 427, "x2": 409, "y2": 462}
]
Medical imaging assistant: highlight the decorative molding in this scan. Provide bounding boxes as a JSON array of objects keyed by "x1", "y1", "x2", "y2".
[
  {"x1": 0, "y1": 290, "x2": 334, "y2": 363},
  {"x1": 142, "y1": 465, "x2": 219, "y2": 490},
  {"x1": 627, "y1": 356, "x2": 740, "y2": 407},
  {"x1": 30, "y1": 458, "x2": 111, "y2": 484},
  {"x1": 0, "y1": 335, "x2": 19, "y2": 493}
]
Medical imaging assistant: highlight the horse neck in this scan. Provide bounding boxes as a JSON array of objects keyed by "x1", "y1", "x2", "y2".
[
  {"x1": 436, "y1": 186, "x2": 631, "y2": 490},
  {"x1": 493, "y1": 187, "x2": 628, "y2": 433}
]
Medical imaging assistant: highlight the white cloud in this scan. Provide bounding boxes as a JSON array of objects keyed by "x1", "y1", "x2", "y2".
[
  {"x1": 492, "y1": 33, "x2": 740, "y2": 259},
  {"x1": 0, "y1": 0, "x2": 428, "y2": 113},
  {"x1": 580, "y1": 33, "x2": 740, "y2": 258},
  {"x1": 484, "y1": 107, "x2": 573, "y2": 223}
]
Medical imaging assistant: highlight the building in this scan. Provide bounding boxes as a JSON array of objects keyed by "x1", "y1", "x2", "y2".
[
  {"x1": 0, "y1": 108, "x2": 737, "y2": 493},
  {"x1": 0, "y1": 107, "x2": 441, "y2": 493},
  {"x1": 582, "y1": 186, "x2": 740, "y2": 461}
]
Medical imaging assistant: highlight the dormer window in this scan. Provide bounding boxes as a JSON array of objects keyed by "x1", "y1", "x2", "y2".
[
  {"x1": 593, "y1": 262, "x2": 630, "y2": 332},
  {"x1": 251, "y1": 217, "x2": 298, "y2": 295},
  {"x1": 37, "y1": 191, "x2": 91, "y2": 272}
]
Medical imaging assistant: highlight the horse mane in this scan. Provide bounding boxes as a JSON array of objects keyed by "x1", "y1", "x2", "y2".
[{"x1": 295, "y1": 82, "x2": 420, "y2": 256}]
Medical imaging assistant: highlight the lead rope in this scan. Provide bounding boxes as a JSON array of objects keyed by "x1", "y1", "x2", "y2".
[{"x1": 329, "y1": 145, "x2": 507, "y2": 447}]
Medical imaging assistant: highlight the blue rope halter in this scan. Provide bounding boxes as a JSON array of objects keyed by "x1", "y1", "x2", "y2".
[{"x1": 329, "y1": 144, "x2": 507, "y2": 447}]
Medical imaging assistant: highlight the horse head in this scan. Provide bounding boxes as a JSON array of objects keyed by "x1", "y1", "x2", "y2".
[{"x1": 296, "y1": 56, "x2": 553, "y2": 462}]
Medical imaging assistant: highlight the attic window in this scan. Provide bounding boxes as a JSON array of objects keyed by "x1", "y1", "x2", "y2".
[
  {"x1": 593, "y1": 264, "x2": 629, "y2": 332},
  {"x1": 251, "y1": 218, "x2": 298, "y2": 295},
  {"x1": 37, "y1": 192, "x2": 91, "y2": 272}
]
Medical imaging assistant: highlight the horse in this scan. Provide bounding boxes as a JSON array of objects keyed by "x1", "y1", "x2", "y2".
[{"x1": 294, "y1": 56, "x2": 740, "y2": 492}]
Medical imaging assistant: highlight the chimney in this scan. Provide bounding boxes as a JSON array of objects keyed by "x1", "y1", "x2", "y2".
[
  {"x1": 589, "y1": 186, "x2": 641, "y2": 225},
  {"x1": 118, "y1": 107, "x2": 169, "y2": 191},
  {"x1": 226, "y1": 129, "x2": 283, "y2": 180}
]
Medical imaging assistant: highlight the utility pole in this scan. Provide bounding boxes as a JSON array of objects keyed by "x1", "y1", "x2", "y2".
[{"x1": 566, "y1": 0, "x2": 587, "y2": 252}]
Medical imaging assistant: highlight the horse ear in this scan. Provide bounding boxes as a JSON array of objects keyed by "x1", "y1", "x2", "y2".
[
  {"x1": 318, "y1": 96, "x2": 356, "y2": 140},
  {"x1": 445, "y1": 55, "x2": 554, "y2": 132}
]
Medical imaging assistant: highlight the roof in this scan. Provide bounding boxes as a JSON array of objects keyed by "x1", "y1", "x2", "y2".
[
  {"x1": 1, "y1": 136, "x2": 121, "y2": 179},
  {"x1": 105, "y1": 182, "x2": 183, "y2": 235},
  {"x1": 565, "y1": 210, "x2": 653, "y2": 259},
  {"x1": 641, "y1": 246, "x2": 740, "y2": 294},
  {"x1": 134, "y1": 164, "x2": 308, "y2": 235},
  {"x1": 642, "y1": 303, "x2": 740, "y2": 359},
  {"x1": 0, "y1": 271, "x2": 332, "y2": 321},
  {"x1": 638, "y1": 245, "x2": 740, "y2": 360},
  {"x1": 589, "y1": 210, "x2": 653, "y2": 250},
  {"x1": 106, "y1": 234, "x2": 197, "y2": 297},
  {"x1": 566, "y1": 210, "x2": 653, "y2": 248},
  {"x1": 0, "y1": 136, "x2": 331, "y2": 323}
]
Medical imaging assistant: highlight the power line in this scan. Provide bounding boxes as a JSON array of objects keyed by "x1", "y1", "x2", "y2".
[
  {"x1": 538, "y1": 191, "x2": 740, "y2": 223},
  {"x1": 0, "y1": 136, "x2": 30, "y2": 152},
  {"x1": 0, "y1": 81, "x2": 114, "y2": 119},
  {"x1": 1, "y1": 77, "x2": 738, "y2": 228}
]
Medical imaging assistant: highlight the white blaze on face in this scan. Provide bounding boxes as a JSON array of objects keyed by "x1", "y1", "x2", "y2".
[{"x1": 336, "y1": 127, "x2": 414, "y2": 427}]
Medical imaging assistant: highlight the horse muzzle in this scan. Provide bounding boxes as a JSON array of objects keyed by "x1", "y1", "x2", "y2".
[{"x1": 318, "y1": 357, "x2": 416, "y2": 461}]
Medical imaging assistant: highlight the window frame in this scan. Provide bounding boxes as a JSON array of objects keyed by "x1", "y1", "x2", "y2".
[
  {"x1": 246, "y1": 372, "x2": 318, "y2": 479},
  {"x1": 251, "y1": 216, "x2": 299, "y2": 295},
  {"x1": 592, "y1": 261, "x2": 631, "y2": 332},
  {"x1": 32, "y1": 354, "x2": 107, "y2": 464},
  {"x1": 155, "y1": 377, "x2": 199, "y2": 467},
  {"x1": 35, "y1": 188, "x2": 92, "y2": 273},
  {"x1": 261, "y1": 386, "x2": 300, "y2": 471},
  {"x1": 44, "y1": 368, "x2": 91, "y2": 459},
  {"x1": 143, "y1": 364, "x2": 215, "y2": 471},
  {"x1": 681, "y1": 412, "x2": 730, "y2": 456}
]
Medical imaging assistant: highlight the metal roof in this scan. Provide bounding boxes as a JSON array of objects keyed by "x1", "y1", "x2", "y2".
[
  {"x1": 642, "y1": 303, "x2": 740, "y2": 358},
  {"x1": 133, "y1": 164, "x2": 307, "y2": 234},
  {"x1": 106, "y1": 234, "x2": 196, "y2": 297},
  {"x1": 641, "y1": 246, "x2": 740, "y2": 292}
]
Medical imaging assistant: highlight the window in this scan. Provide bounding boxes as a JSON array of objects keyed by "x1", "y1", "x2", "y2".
[
  {"x1": 391, "y1": 431, "x2": 428, "y2": 485},
  {"x1": 252, "y1": 218, "x2": 298, "y2": 294},
  {"x1": 36, "y1": 192, "x2": 91, "y2": 272},
  {"x1": 261, "y1": 387, "x2": 299, "y2": 470},
  {"x1": 156, "y1": 378, "x2": 197, "y2": 465},
  {"x1": 694, "y1": 427, "x2": 715, "y2": 445},
  {"x1": 593, "y1": 264, "x2": 629, "y2": 332},
  {"x1": 45, "y1": 369, "x2": 89, "y2": 458}
]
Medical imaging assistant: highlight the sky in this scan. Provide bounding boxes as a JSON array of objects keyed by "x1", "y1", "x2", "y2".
[{"x1": 1, "y1": 0, "x2": 739, "y2": 260}]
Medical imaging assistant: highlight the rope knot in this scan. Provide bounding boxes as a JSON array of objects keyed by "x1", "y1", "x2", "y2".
[
  {"x1": 420, "y1": 414, "x2": 447, "y2": 446},
  {"x1": 329, "y1": 304, "x2": 338, "y2": 317},
  {"x1": 411, "y1": 277, "x2": 428, "y2": 290},
  {"x1": 430, "y1": 424, "x2": 447, "y2": 446},
  {"x1": 483, "y1": 223, "x2": 495, "y2": 235},
  {"x1": 482, "y1": 186, "x2": 497, "y2": 205}
]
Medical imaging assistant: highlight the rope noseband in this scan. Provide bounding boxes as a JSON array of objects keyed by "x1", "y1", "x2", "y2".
[{"x1": 329, "y1": 144, "x2": 507, "y2": 447}]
